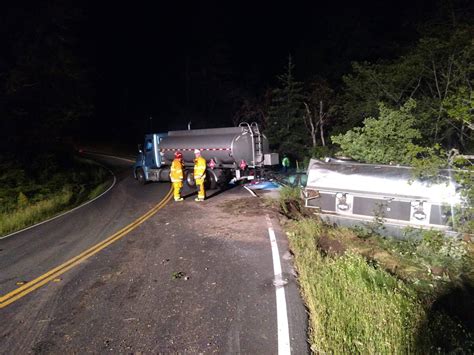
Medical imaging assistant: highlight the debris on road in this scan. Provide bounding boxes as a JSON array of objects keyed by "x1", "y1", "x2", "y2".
[
  {"x1": 245, "y1": 179, "x2": 281, "y2": 191},
  {"x1": 243, "y1": 186, "x2": 258, "y2": 198},
  {"x1": 172, "y1": 271, "x2": 186, "y2": 279}
]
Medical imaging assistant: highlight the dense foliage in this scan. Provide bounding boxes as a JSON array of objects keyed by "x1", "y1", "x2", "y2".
[
  {"x1": 0, "y1": 1, "x2": 94, "y2": 152},
  {"x1": 339, "y1": 24, "x2": 473, "y2": 149},
  {"x1": 246, "y1": 8, "x2": 473, "y2": 167},
  {"x1": 331, "y1": 100, "x2": 423, "y2": 164}
]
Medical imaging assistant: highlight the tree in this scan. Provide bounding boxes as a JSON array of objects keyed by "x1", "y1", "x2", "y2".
[
  {"x1": 444, "y1": 87, "x2": 473, "y2": 129},
  {"x1": 303, "y1": 79, "x2": 335, "y2": 148},
  {"x1": 332, "y1": 100, "x2": 424, "y2": 165},
  {"x1": 266, "y1": 55, "x2": 307, "y2": 158},
  {"x1": 339, "y1": 23, "x2": 473, "y2": 150}
]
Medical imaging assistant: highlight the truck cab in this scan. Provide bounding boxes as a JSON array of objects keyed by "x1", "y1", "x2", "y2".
[{"x1": 134, "y1": 133, "x2": 168, "y2": 183}]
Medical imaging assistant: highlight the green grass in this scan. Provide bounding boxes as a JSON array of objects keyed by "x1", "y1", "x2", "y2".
[
  {"x1": 279, "y1": 185, "x2": 301, "y2": 201},
  {"x1": 287, "y1": 219, "x2": 424, "y2": 353},
  {"x1": 0, "y1": 156, "x2": 111, "y2": 237},
  {"x1": 0, "y1": 186, "x2": 74, "y2": 235},
  {"x1": 285, "y1": 217, "x2": 474, "y2": 353},
  {"x1": 87, "y1": 180, "x2": 111, "y2": 200},
  {"x1": 277, "y1": 186, "x2": 304, "y2": 217},
  {"x1": 275, "y1": 182, "x2": 474, "y2": 352}
]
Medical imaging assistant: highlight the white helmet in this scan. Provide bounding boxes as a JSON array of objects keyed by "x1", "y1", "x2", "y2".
[{"x1": 194, "y1": 149, "x2": 201, "y2": 154}]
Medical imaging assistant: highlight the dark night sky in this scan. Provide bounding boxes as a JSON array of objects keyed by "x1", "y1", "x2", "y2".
[
  {"x1": 85, "y1": 1, "x2": 436, "y2": 137},
  {"x1": 0, "y1": 0, "x2": 447, "y2": 144}
]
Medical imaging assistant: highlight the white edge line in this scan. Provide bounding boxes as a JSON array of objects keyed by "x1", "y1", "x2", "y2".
[
  {"x1": 266, "y1": 214, "x2": 291, "y2": 355},
  {"x1": 0, "y1": 159, "x2": 118, "y2": 240}
]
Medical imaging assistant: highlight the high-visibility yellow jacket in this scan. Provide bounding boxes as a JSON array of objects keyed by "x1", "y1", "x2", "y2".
[
  {"x1": 170, "y1": 159, "x2": 184, "y2": 182},
  {"x1": 194, "y1": 156, "x2": 207, "y2": 182}
]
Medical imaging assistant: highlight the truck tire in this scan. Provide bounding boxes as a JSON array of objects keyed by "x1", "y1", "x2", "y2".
[
  {"x1": 185, "y1": 170, "x2": 196, "y2": 188},
  {"x1": 217, "y1": 170, "x2": 232, "y2": 190},
  {"x1": 136, "y1": 168, "x2": 147, "y2": 185},
  {"x1": 205, "y1": 170, "x2": 218, "y2": 190}
]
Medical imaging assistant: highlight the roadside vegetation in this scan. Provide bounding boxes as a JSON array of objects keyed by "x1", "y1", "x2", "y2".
[
  {"x1": 238, "y1": 9, "x2": 473, "y2": 233},
  {"x1": 259, "y1": 11, "x2": 473, "y2": 351},
  {"x1": 0, "y1": 153, "x2": 111, "y2": 237},
  {"x1": 277, "y1": 187, "x2": 473, "y2": 353}
]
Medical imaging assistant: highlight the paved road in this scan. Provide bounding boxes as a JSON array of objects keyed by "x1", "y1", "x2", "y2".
[{"x1": 0, "y1": 154, "x2": 307, "y2": 353}]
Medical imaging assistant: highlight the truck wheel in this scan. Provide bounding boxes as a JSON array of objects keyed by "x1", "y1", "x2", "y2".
[
  {"x1": 205, "y1": 170, "x2": 218, "y2": 190},
  {"x1": 136, "y1": 168, "x2": 146, "y2": 185},
  {"x1": 185, "y1": 170, "x2": 196, "y2": 187},
  {"x1": 217, "y1": 170, "x2": 231, "y2": 190}
]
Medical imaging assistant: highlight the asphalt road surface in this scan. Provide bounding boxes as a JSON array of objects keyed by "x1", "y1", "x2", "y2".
[{"x1": 0, "y1": 154, "x2": 307, "y2": 353}]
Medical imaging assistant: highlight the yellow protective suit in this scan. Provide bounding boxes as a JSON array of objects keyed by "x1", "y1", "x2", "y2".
[
  {"x1": 194, "y1": 156, "x2": 207, "y2": 200},
  {"x1": 170, "y1": 158, "x2": 184, "y2": 201}
]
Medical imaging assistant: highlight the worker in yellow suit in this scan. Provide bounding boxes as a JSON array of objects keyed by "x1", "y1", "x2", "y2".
[
  {"x1": 193, "y1": 149, "x2": 206, "y2": 201},
  {"x1": 170, "y1": 151, "x2": 184, "y2": 201}
]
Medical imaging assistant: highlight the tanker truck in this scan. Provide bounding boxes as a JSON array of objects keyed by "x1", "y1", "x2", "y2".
[
  {"x1": 302, "y1": 158, "x2": 463, "y2": 236},
  {"x1": 133, "y1": 122, "x2": 279, "y2": 189}
]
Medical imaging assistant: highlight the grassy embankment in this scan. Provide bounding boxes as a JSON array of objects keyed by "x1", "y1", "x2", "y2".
[
  {"x1": 0, "y1": 156, "x2": 111, "y2": 237},
  {"x1": 277, "y1": 186, "x2": 474, "y2": 353}
]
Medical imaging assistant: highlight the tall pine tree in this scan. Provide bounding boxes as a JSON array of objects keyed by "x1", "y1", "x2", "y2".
[{"x1": 267, "y1": 55, "x2": 307, "y2": 159}]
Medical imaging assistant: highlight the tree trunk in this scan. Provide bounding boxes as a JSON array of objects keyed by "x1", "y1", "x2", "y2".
[
  {"x1": 319, "y1": 100, "x2": 326, "y2": 146},
  {"x1": 304, "y1": 102, "x2": 317, "y2": 147}
]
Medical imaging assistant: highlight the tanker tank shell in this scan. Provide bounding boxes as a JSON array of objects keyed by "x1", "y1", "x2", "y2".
[{"x1": 159, "y1": 127, "x2": 269, "y2": 166}]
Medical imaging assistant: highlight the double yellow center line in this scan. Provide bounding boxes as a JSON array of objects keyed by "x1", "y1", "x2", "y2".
[{"x1": 0, "y1": 186, "x2": 173, "y2": 309}]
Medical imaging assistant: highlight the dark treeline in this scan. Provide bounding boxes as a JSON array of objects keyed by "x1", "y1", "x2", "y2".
[
  {"x1": 0, "y1": 0, "x2": 472, "y2": 156},
  {"x1": 0, "y1": 1, "x2": 95, "y2": 163}
]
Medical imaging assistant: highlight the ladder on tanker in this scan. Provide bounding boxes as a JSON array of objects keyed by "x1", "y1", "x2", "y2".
[{"x1": 239, "y1": 122, "x2": 264, "y2": 167}]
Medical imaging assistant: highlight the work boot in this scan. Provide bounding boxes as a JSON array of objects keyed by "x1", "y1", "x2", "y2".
[
  {"x1": 194, "y1": 197, "x2": 204, "y2": 202},
  {"x1": 174, "y1": 197, "x2": 184, "y2": 201}
]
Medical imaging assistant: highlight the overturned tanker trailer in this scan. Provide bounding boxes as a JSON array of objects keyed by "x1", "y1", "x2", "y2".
[{"x1": 302, "y1": 158, "x2": 463, "y2": 236}]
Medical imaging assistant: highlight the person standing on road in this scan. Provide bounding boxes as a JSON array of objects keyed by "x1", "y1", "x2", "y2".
[
  {"x1": 193, "y1": 149, "x2": 207, "y2": 201},
  {"x1": 282, "y1": 154, "x2": 290, "y2": 173},
  {"x1": 170, "y1": 151, "x2": 184, "y2": 201}
]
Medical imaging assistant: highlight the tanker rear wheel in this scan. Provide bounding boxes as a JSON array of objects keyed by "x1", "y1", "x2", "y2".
[
  {"x1": 205, "y1": 171, "x2": 217, "y2": 190},
  {"x1": 185, "y1": 169, "x2": 218, "y2": 190},
  {"x1": 185, "y1": 170, "x2": 196, "y2": 188}
]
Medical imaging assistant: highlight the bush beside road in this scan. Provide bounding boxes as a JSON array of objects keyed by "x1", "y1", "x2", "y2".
[{"x1": 0, "y1": 156, "x2": 111, "y2": 237}]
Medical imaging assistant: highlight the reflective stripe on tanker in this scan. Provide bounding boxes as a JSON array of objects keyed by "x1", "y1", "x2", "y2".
[{"x1": 160, "y1": 148, "x2": 232, "y2": 152}]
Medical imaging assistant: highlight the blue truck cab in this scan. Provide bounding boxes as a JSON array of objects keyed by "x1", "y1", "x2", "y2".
[{"x1": 134, "y1": 133, "x2": 168, "y2": 184}]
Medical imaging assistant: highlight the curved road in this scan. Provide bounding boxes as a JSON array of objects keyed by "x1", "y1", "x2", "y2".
[{"x1": 0, "y1": 154, "x2": 307, "y2": 353}]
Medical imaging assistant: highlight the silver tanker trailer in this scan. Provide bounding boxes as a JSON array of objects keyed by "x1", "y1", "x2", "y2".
[
  {"x1": 134, "y1": 122, "x2": 279, "y2": 188},
  {"x1": 303, "y1": 158, "x2": 464, "y2": 235}
]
